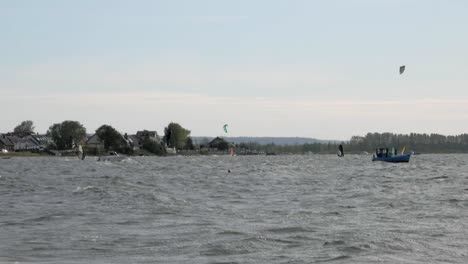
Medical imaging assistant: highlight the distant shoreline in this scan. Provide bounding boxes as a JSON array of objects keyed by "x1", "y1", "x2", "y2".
[{"x1": 2, "y1": 152, "x2": 468, "y2": 159}]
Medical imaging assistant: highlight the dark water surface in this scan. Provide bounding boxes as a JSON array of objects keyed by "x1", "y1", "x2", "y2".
[{"x1": 1, "y1": 155, "x2": 467, "y2": 263}]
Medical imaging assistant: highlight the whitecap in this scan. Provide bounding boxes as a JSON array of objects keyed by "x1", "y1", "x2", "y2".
[{"x1": 73, "y1": 185, "x2": 97, "y2": 192}]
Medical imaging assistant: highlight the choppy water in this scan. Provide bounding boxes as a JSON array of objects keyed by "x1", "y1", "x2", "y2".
[{"x1": 1, "y1": 154, "x2": 468, "y2": 263}]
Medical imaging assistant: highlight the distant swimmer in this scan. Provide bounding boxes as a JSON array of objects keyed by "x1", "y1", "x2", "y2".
[{"x1": 228, "y1": 169, "x2": 231, "y2": 173}]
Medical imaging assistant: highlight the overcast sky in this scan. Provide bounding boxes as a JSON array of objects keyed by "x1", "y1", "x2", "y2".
[{"x1": 1, "y1": 0, "x2": 467, "y2": 140}]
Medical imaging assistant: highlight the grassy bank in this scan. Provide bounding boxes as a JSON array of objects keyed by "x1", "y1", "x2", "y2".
[{"x1": 0, "y1": 152, "x2": 43, "y2": 157}]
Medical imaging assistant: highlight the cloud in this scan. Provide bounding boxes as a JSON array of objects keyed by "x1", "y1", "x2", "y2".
[
  {"x1": 2, "y1": 55, "x2": 468, "y2": 103},
  {"x1": 2, "y1": 56, "x2": 468, "y2": 138},
  {"x1": 1, "y1": 91, "x2": 468, "y2": 139},
  {"x1": 0, "y1": 57, "x2": 342, "y2": 96}
]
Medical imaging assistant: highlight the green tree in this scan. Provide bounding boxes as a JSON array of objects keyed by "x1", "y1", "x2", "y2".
[
  {"x1": 14, "y1": 120, "x2": 35, "y2": 137},
  {"x1": 47, "y1": 120, "x2": 86, "y2": 150},
  {"x1": 142, "y1": 137, "x2": 166, "y2": 155},
  {"x1": 163, "y1": 122, "x2": 191, "y2": 150},
  {"x1": 184, "y1": 137, "x2": 195, "y2": 150},
  {"x1": 95, "y1": 125, "x2": 125, "y2": 151},
  {"x1": 138, "y1": 129, "x2": 165, "y2": 155}
]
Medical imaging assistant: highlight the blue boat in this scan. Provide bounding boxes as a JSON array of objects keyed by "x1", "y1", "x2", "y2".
[
  {"x1": 372, "y1": 147, "x2": 411, "y2": 163},
  {"x1": 372, "y1": 154, "x2": 411, "y2": 163}
]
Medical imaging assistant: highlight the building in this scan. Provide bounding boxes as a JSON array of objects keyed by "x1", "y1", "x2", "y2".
[
  {"x1": 0, "y1": 134, "x2": 52, "y2": 152},
  {"x1": 208, "y1": 137, "x2": 229, "y2": 150},
  {"x1": 166, "y1": 147, "x2": 177, "y2": 155},
  {"x1": 135, "y1": 130, "x2": 160, "y2": 142},
  {"x1": 122, "y1": 133, "x2": 139, "y2": 151},
  {"x1": 31, "y1": 135, "x2": 53, "y2": 149},
  {"x1": 128, "y1": 130, "x2": 161, "y2": 151},
  {"x1": 127, "y1": 135, "x2": 141, "y2": 151},
  {"x1": 6, "y1": 135, "x2": 41, "y2": 151},
  {"x1": 86, "y1": 132, "x2": 133, "y2": 152},
  {"x1": 85, "y1": 133, "x2": 105, "y2": 152},
  {"x1": 0, "y1": 134, "x2": 14, "y2": 152}
]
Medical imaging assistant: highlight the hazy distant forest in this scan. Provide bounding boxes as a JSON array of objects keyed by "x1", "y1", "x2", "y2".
[{"x1": 239, "y1": 133, "x2": 468, "y2": 154}]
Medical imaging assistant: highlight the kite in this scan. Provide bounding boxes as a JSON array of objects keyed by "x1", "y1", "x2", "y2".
[{"x1": 399, "y1": 65, "x2": 405, "y2": 75}]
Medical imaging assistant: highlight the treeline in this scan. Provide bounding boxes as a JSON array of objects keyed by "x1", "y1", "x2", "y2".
[
  {"x1": 237, "y1": 133, "x2": 468, "y2": 154},
  {"x1": 347, "y1": 132, "x2": 468, "y2": 153}
]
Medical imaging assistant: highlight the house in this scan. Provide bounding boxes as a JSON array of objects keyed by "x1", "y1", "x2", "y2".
[
  {"x1": 136, "y1": 130, "x2": 160, "y2": 142},
  {"x1": 127, "y1": 131, "x2": 161, "y2": 151},
  {"x1": 122, "y1": 133, "x2": 140, "y2": 151},
  {"x1": 208, "y1": 137, "x2": 229, "y2": 150},
  {"x1": 0, "y1": 134, "x2": 14, "y2": 151},
  {"x1": 31, "y1": 135, "x2": 53, "y2": 149},
  {"x1": 127, "y1": 135, "x2": 141, "y2": 151},
  {"x1": 85, "y1": 133, "x2": 105, "y2": 152},
  {"x1": 7, "y1": 135, "x2": 41, "y2": 151},
  {"x1": 166, "y1": 147, "x2": 177, "y2": 155},
  {"x1": 86, "y1": 132, "x2": 133, "y2": 152},
  {"x1": 0, "y1": 134, "x2": 51, "y2": 152}
]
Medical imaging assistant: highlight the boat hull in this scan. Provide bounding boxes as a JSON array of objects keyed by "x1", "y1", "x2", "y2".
[{"x1": 372, "y1": 154, "x2": 411, "y2": 163}]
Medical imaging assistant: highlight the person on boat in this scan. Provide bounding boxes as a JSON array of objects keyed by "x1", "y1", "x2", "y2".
[{"x1": 388, "y1": 149, "x2": 393, "y2": 158}]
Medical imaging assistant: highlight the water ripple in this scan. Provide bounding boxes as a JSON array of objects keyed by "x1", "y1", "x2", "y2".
[{"x1": 0, "y1": 154, "x2": 467, "y2": 263}]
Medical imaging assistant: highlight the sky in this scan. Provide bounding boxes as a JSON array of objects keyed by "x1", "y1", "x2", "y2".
[{"x1": 1, "y1": 0, "x2": 468, "y2": 140}]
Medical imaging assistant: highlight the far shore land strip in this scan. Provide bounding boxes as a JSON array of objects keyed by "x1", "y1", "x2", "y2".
[{"x1": 2, "y1": 120, "x2": 468, "y2": 158}]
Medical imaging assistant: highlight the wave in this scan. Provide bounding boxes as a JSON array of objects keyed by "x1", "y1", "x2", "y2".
[
  {"x1": 323, "y1": 240, "x2": 346, "y2": 247},
  {"x1": 73, "y1": 185, "x2": 100, "y2": 192},
  {"x1": 199, "y1": 246, "x2": 250, "y2": 257},
  {"x1": 314, "y1": 255, "x2": 351, "y2": 262},
  {"x1": 217, "y1": 230, "x2": 247, "y2": 236},
  {"x1": 264, "y1": 226, "x2": 314, "y2": 234},
  {"x1": 427, "y1": 175, "x2": 449, "y2": 180}
]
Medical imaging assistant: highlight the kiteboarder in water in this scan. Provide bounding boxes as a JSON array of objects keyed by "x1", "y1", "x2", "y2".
[
  {"x1": 224, "y1": 124, "x2": 233, "y2": 172},
  {"x1": 337, "y1": 144, "x2": 344, "y2": 157}
]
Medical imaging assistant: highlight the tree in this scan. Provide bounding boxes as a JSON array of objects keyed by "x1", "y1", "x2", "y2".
[
  {"x1": 138, "y1": 129, "x2": 165, "y2": 155},
  {"x1": 47, "y1": 120, "x2": 86, "y2": 150},
  {"x1": 184, "y1": 137, "x2": 195, "y2": 150},
  {"x1": 163, "y1": 122, "x2": 191, "y2": 150},
  {"x1": 142, "y1": 137, "x2": 166, "y2": 155},
  {"x1": 14, "y1": 120, "x2": 35, "y2": 137},
  {"x1": 95, "y1": 125, "x2": 125, "y2": 151}
]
